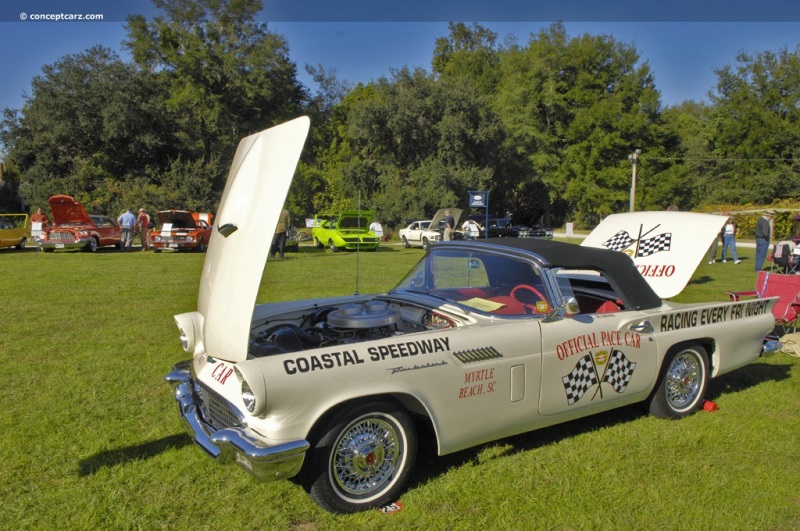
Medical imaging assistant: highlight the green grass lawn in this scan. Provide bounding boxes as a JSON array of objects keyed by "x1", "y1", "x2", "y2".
[{"x1": 1, "y1": 241, "x2": 798, "y2": 529}]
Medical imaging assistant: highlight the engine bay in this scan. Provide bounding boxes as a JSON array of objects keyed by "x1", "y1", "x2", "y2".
[{"x1": 248, "y1": 298, "x2": 456, "y2": 358}]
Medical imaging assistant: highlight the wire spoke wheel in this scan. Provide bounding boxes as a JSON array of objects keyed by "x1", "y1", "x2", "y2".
[
  {"x1": 332, "y1": 417, "x2": 400, "y2": 496},
  {"x1": 307, "y1": 401, "x2": 416, "y2": 513},
  {"x1": 649, "y1": 343, "x2": 708, "y2": 419},
  {"x1": 665, "y1": 352, "x2": 702, "y2": 409}
]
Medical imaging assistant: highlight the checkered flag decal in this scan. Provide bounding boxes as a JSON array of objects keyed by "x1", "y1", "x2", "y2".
[
  {"x1": 602, "y1": 349, "x2": 636, "y2": 393},
  {"x1": 636, "y1": 233, "x2": 671, "y2": 257},
  {"x1": 603, "y1": 230, "x2": 636, "y2": 252},
  {"x1": 562, "y1": 354, "x2": 599, "y2": 405}
]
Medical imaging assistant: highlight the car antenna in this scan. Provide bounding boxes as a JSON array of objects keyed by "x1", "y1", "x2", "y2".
[{"x1": 354, "y1": 191, "x2": 361, "y2": 296}]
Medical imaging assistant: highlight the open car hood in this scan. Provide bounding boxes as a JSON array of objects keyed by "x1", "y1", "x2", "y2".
[
  {"x1": 337, "y1": 210, "x2": 373, "y2": 230},
  {"x1": 157, "y1": 210, "x2": 198, "y2": 228},
  {"x1": 429, "y1": 208, "x2": 463, "y2": 230},
  {"x1": 48, "y1": 195, "x2": 93, "y2": 226},
  {"x1": 581, "y1": 211, "x2": 726, "y2": 299},
  {"x1": 195, "y1": 116, "x2": 310, "y2": 363}
]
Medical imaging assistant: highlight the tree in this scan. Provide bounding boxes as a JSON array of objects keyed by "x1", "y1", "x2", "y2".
[
  {"x1": 0, "y1": 46, "x2": 175, "y2": 212},
  {"x1": 125, "y1": 0, "x2": 307, "y2": 172},
  {"x1": 707, "y1": 47, "x2": 800, "y2": 203},
  {"x1": 432, "y1": 22, "x2": 501, "y2": 92},
  {"x1": 494, "y1": 23, "x2": 667, "y2": 226},
  {"x1": 325, "y1": 67, "x2": 504, "y2": 224}
]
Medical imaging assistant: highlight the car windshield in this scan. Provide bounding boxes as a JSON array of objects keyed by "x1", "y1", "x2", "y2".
[{"x1": 394, "y1": 247, "x2": 551, "y2": 316}]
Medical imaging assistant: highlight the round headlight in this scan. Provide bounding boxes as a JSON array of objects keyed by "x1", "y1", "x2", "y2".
[
  {"x1": 241, "y1": 380, "x2": 256, "y2": 413},
  {"x1": 174, "y1": 313, "x2": 201, "y2": 354},
  {"x1": 235, "y1": 365, "x2": 266, "y2": 416}
]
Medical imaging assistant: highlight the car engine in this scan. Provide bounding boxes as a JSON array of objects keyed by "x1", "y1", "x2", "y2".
[{"x1": 248, "y1": 300, "x2": 409, "y2": 357}]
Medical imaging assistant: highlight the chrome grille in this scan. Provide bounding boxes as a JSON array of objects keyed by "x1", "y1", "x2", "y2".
[
  {"x1": 194, "y1": 382, "x2": 243, "y2": 430},
  {"x1": 50, "y1": 231, "x2": 76, "y2": 242}
]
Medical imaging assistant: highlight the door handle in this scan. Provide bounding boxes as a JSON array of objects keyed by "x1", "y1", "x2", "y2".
[{"x1": 630, "y1": 321, "x2": 653, "y2": 333}]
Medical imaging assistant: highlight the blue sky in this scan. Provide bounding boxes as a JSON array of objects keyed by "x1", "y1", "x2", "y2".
[{"x1": 1, "y1": 1, "x2": 800, "y2": 133}]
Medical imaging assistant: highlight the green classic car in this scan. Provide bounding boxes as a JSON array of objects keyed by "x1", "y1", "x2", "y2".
[{"x1": 311, "y1": 211, "x2": 380, "y2": 252}]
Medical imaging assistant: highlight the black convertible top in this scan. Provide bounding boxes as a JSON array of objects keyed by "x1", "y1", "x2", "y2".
[{"x1": 446, "y1": 238, "x2": 662, "y2": 310}]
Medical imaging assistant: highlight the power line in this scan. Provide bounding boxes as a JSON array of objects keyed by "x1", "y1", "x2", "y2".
[{"x1": 645, "y1": 157, "x2": 800, "y2": 162}]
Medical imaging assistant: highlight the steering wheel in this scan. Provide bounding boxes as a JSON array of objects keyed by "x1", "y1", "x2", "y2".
[{"x1": 510, "y1": 284, "x2": 548, "y2": 314}]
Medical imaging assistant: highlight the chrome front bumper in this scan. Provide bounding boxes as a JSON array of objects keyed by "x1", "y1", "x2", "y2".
[
  {"x1": 164, "y1": 361, "x2": 309, "y2": 482},
  {"x1": 38, "y1": 238, "x2": 90, "y2": 250}
]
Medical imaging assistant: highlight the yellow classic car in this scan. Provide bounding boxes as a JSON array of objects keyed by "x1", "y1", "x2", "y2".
[{"x1": 0, "y1": 214, "x2": 30, "y2": 250}]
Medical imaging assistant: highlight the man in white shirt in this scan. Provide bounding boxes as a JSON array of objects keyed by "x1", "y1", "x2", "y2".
[
  {"x1": 462, "y1": 219, "x2": 481, "y2": 240},
  {"x1": 369, "y1": 221, "x2": 384, "y2": 240}
]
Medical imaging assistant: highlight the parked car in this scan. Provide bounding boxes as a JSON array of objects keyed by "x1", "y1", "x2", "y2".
[
  {"x1": 283, "y1": 226, "x2": 300, "y2": 252},
  {"x1": 484, "y1": 217, "x2": 552, "y2": 239},
  {"x1": 0, "y1": 214, "x2": 29, "y2": 250},
  {"x1": 398, "y1": 208, "x2": 462, "y2": 250},
  {"x1": 311, "y1": 210, "x2": 380, "y2": 252},
  {"x1": 164, "y1": 117, "x2": 777, "y2": 514},
  {"x1": 37, "y1": 195, "x2": 122, "y2": 252},
  {"x1": 150, "y1": 210, "x2": 213, "y2": 253}
]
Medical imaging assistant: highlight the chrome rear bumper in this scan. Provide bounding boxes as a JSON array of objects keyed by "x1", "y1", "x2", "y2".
[{"x1": 164, "y1": 361, "x2": 309, "y2": 482}]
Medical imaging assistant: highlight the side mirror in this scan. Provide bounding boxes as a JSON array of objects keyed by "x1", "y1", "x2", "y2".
[
  {"x1": 544, "y1": 296, "x2": 579, "y2": 322},
  {"x1": 562, "y1": 296, "x2": 580, "y2": 315}
]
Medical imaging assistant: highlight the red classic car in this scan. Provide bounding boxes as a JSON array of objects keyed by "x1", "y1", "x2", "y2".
[
  {"x1": 150, "y1": 210, "x2": 213, "y2": 252},
  {"x1": 38, "y1": 195, "x2": 122, "y2": 252}
]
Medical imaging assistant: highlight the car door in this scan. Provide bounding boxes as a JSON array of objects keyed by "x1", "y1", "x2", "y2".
[
  {"x1": 407, "y1": 222, "x2": 423, "y2": 245},
  {"x1": 538, "y1": 309, "x2": 659, "y2": 416},
  {"x1": 0, "y1": 217, "x2": 10, "y2": 247}
]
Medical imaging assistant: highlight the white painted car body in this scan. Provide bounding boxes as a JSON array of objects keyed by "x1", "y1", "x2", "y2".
[
  {"x1": 165, "y1": 117, "x2": 777, "y2": 514},
  {"x1": 398, "y1": 208, "x2": 462, "y2": 250}
]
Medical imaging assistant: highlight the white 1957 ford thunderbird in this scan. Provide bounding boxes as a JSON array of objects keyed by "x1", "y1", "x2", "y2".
[{"x1": 165, "y1": 117, "x2": 776, "y2": 513}]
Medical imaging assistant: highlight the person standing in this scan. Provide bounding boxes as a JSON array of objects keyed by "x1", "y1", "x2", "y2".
[
  {"x1": 462, "y1": 219, "x2": 481, "y2": 240},
  {"x1": 754, "y1": 210, "x2": 775, "y2": 271},
  {"x1": 271, "y1": 208, "x2": 291, "y2": 259},
  {"x1": 137, "y1": 209, "x2": 151, "y2": 251},
  {"x1": 369, "y1": 220, "x2": 384, "y2": 241},
  {"x1": 118, "y1": 208, "x2": 137, "y2": 252},
  {"x1": 443, "y1": 209, "x2": 455, "y2": 241},
  {"x1": 31, "y1": 207, "x2": 50, "y2": 229},
  {"x1": 720, "y1": 212, "x2": 742, "y2": 264}
]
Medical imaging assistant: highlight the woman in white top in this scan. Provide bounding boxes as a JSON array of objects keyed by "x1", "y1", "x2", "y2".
[{"x1": 720, "y1": 212, "x2": 742, "y2": 264}]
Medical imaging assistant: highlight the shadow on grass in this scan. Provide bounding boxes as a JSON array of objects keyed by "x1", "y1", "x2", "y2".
[
  {"x1": 294, "y1": 243, "x2": 408, "y2": 256},
  {"x1": 706, "y1": 360, "x2": 793, "y2": 399},
  {"x1": 688, "y1": 275, "x2": 714, "y2": 285},
  {"x1": 407, "y1": 402, "x2": 649, "y2": 493},
  {"x1": 78, "y1": 433, "x2": 191, "y2": 476},
  {"x1": 407, "y1": 360, "x2": 794, "y2": 492}
]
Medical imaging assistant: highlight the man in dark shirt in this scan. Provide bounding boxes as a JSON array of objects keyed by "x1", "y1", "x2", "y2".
[
  {"x1": 443, "y1": 210, "x2": 455, "y2": 241},
  {"x1": 754, "y1": 210, "x2": 775, "y2": 271}
]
